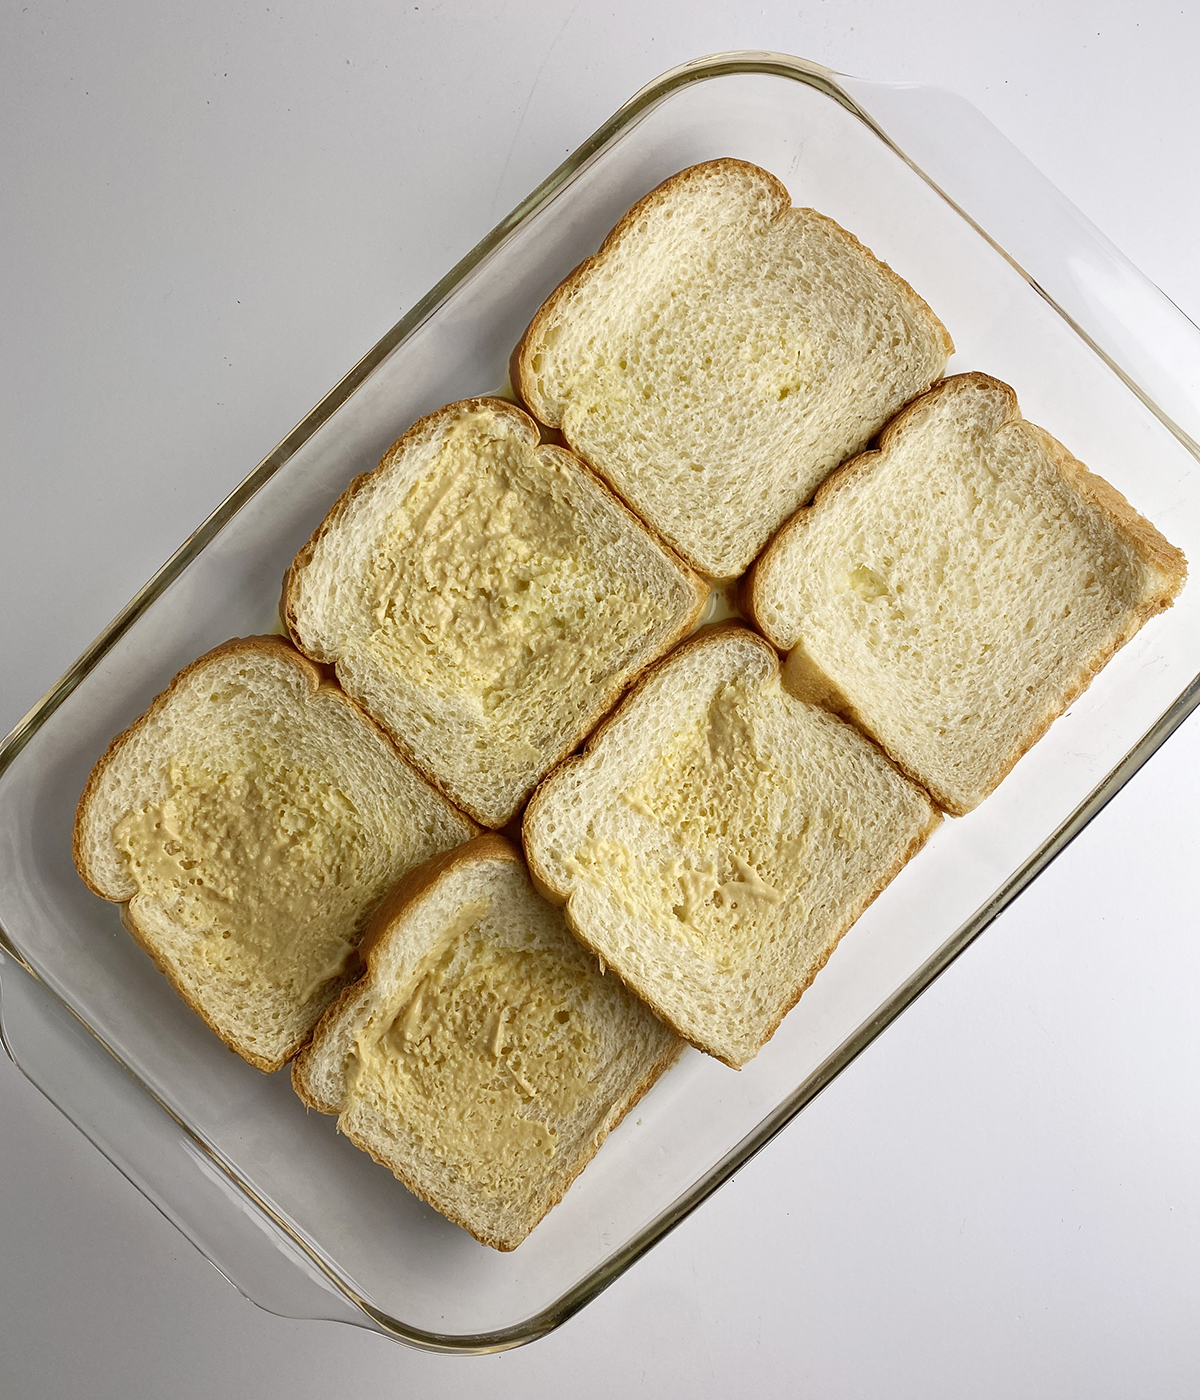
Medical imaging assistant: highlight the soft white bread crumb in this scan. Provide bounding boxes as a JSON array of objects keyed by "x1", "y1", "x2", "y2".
[
  {"x1": 515, "y1": 159, "x2": 954, "y2": 578},
  {"x1": 291, "y1": 835, "x2": 682, "y2": 1251},
  {"x1": 746, "y1": 372, "x2": 1188, "y2": 814},
  {"x1": 284, "y1": 398, "x2": 707, "y2": 828},
  {"x1": 522, "y1": 626, "x2": 940, "y2": 1067},
  {"x1": 73, "y1": 637, "x2": 476, "y2": 1072}
]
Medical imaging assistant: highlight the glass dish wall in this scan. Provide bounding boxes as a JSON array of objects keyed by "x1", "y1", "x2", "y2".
[{"x1": 1, "y1": 54, "x2": 1197, "y2": 1350}]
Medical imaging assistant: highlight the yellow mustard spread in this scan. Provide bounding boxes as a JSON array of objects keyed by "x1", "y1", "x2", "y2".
[
  {"x1": 567, "y1": 679, "x2": 798, "y2": 969},
  {"x1": 114, "y1": 756, "x2": 368, "y2": 1002},
  {"x1": 347, "y1": 901, "x2": 600, "y2": 1197},
  {"x1": 361, "y1": 417, "x2": 673, "y2": 727}
]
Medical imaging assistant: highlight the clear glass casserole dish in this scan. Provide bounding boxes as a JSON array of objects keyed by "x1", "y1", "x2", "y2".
[{"x1": 1, "y1": 51, "x2": 1197, "y2": 1353}]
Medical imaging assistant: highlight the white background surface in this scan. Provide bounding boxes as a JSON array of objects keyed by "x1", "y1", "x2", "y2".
[{"x1": 3, "y1": 3, "x2": 1199, "y2": 1396}]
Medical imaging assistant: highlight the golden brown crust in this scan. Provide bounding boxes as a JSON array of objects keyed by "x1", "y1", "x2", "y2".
[
  {"x1": 290, "y1": 976, "x2": 371, "y2": 1109},
  {"x1": 735, "y1": 567, "x2": 769, "y2": 640},
  {"x1": 359, "y1": 833, "x2": 517, "y2": 964},
  {"x1": 778, "y1": 640, "x2": 858, "y2": 715},
  {"x1": 507, "y1": 339, "x2": 535, "y2": 421}
]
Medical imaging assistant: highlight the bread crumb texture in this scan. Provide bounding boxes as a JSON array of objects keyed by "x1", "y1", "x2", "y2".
[
  {"x1": 290, "y1": 402, "x2": 700, "y2": 826},
  {"x1": 77, "y1": 641, "x2": 473, "y2": 1070},
  {"x1": 526, "y1": 630, "x2": 938, "y2": 1065},
  {"x1": 300, "y1": 842, "x2": 680, "y2": 1249},
  {"x1": 752, "y1": 374, "x2": 1187, "y2": 813},
  {"x1": 520, "y1": 160, "x2": 951, "y2": 577},
  {"x1": 568, "y1": 679, "x2": 790, "y2": 973}
]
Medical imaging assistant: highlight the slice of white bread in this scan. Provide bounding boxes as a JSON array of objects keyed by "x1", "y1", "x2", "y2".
[
  {"x1": 745, "y1": 373, "x2": 1188, "y2": 815},
  {"x1": 522, "y1": 626, "x2": 940, "y2": 1067},
  {"x1": 514, "y1": 158, "x2": 954, "y2": 579},
  {"x1": 291, "y1": 835, "x2": 682, "y2": 1251},
  {"x1": 73, "y1": 637, "x2": 477, "y2": 1072},
  {"x1": 283, "y1": 398, "x2": 707, "y2": 829}
]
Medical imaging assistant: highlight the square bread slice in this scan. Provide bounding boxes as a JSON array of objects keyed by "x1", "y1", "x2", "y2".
[
  {"x1": 514, "y1": 158, "x2": 954, "y2": 578},
  {"x1": 522, "y1": 626, "x2": 940, "y2": 1067},
  {"x1": 283, "y1": 398, "x2": 707, "y2": 829},
  {"x1": 291, "y1": 835, "x2": 682, "y2": 1252},
  {"x1": 73, "y1": 637, "x2": 477, "y2": 1072},
  {"x1": 745, "y1": 372, "x2": 1188, "y2": 815}
]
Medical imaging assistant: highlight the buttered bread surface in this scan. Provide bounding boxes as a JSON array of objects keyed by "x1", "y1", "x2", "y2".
[
  {"x1": 523, "y1": 628, "x2": 941, "y2": 1067},
  {"x1": 285, "y1": 398, "x2": 706, "y2": 828},
  {"x1": 293, "y1": 837, "x2": 681, "y2": 1251},
  {"x1": 73, "y1": 638, "x2": 475, "y2": 1072}
]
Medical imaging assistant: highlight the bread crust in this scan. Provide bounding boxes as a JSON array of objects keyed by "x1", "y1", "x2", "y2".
[
  {"x1": 744, "y1": 372, "x2": 1188, "y2": 815},
  {"x1": 283, "y1": 398, "x2": 709, "y2": 827},
  {"x1": 291, "y1": 834, "x2": 683, "y2": 1250},
  {"x1": 74, "y1": 634, "x2": 478, "y2": 1072},
  {"x1": 289, "y1": 975, "x2": 373, "y2": 1107}
]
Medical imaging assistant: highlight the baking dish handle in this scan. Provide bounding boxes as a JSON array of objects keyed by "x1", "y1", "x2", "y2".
[
  {"x1": 0, "y1": 953, "x2": 367, "y2": 1331},
  {"x1": 835, "y1": 72, "x2": 1200, "y2": 452}
]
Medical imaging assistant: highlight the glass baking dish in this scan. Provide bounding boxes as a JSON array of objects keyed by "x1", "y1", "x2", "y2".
[{"x1": 1, "y1": 52, "x2": 1198, "y2": 1353}]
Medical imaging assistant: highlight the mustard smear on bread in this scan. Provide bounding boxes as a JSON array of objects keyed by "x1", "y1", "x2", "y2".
[
  {"x1": 362, "y1": 418, "x2": 673, "y2": 724},
  {"x1": 346, "y1": 901, "x2": 600, "y2": 1197},
  {"x1": 566, "y1": 679, "x2": 802, "y2": 973},
  {"x1": 115, "y1": 756, "x2": 366, "y2": 1002}
]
